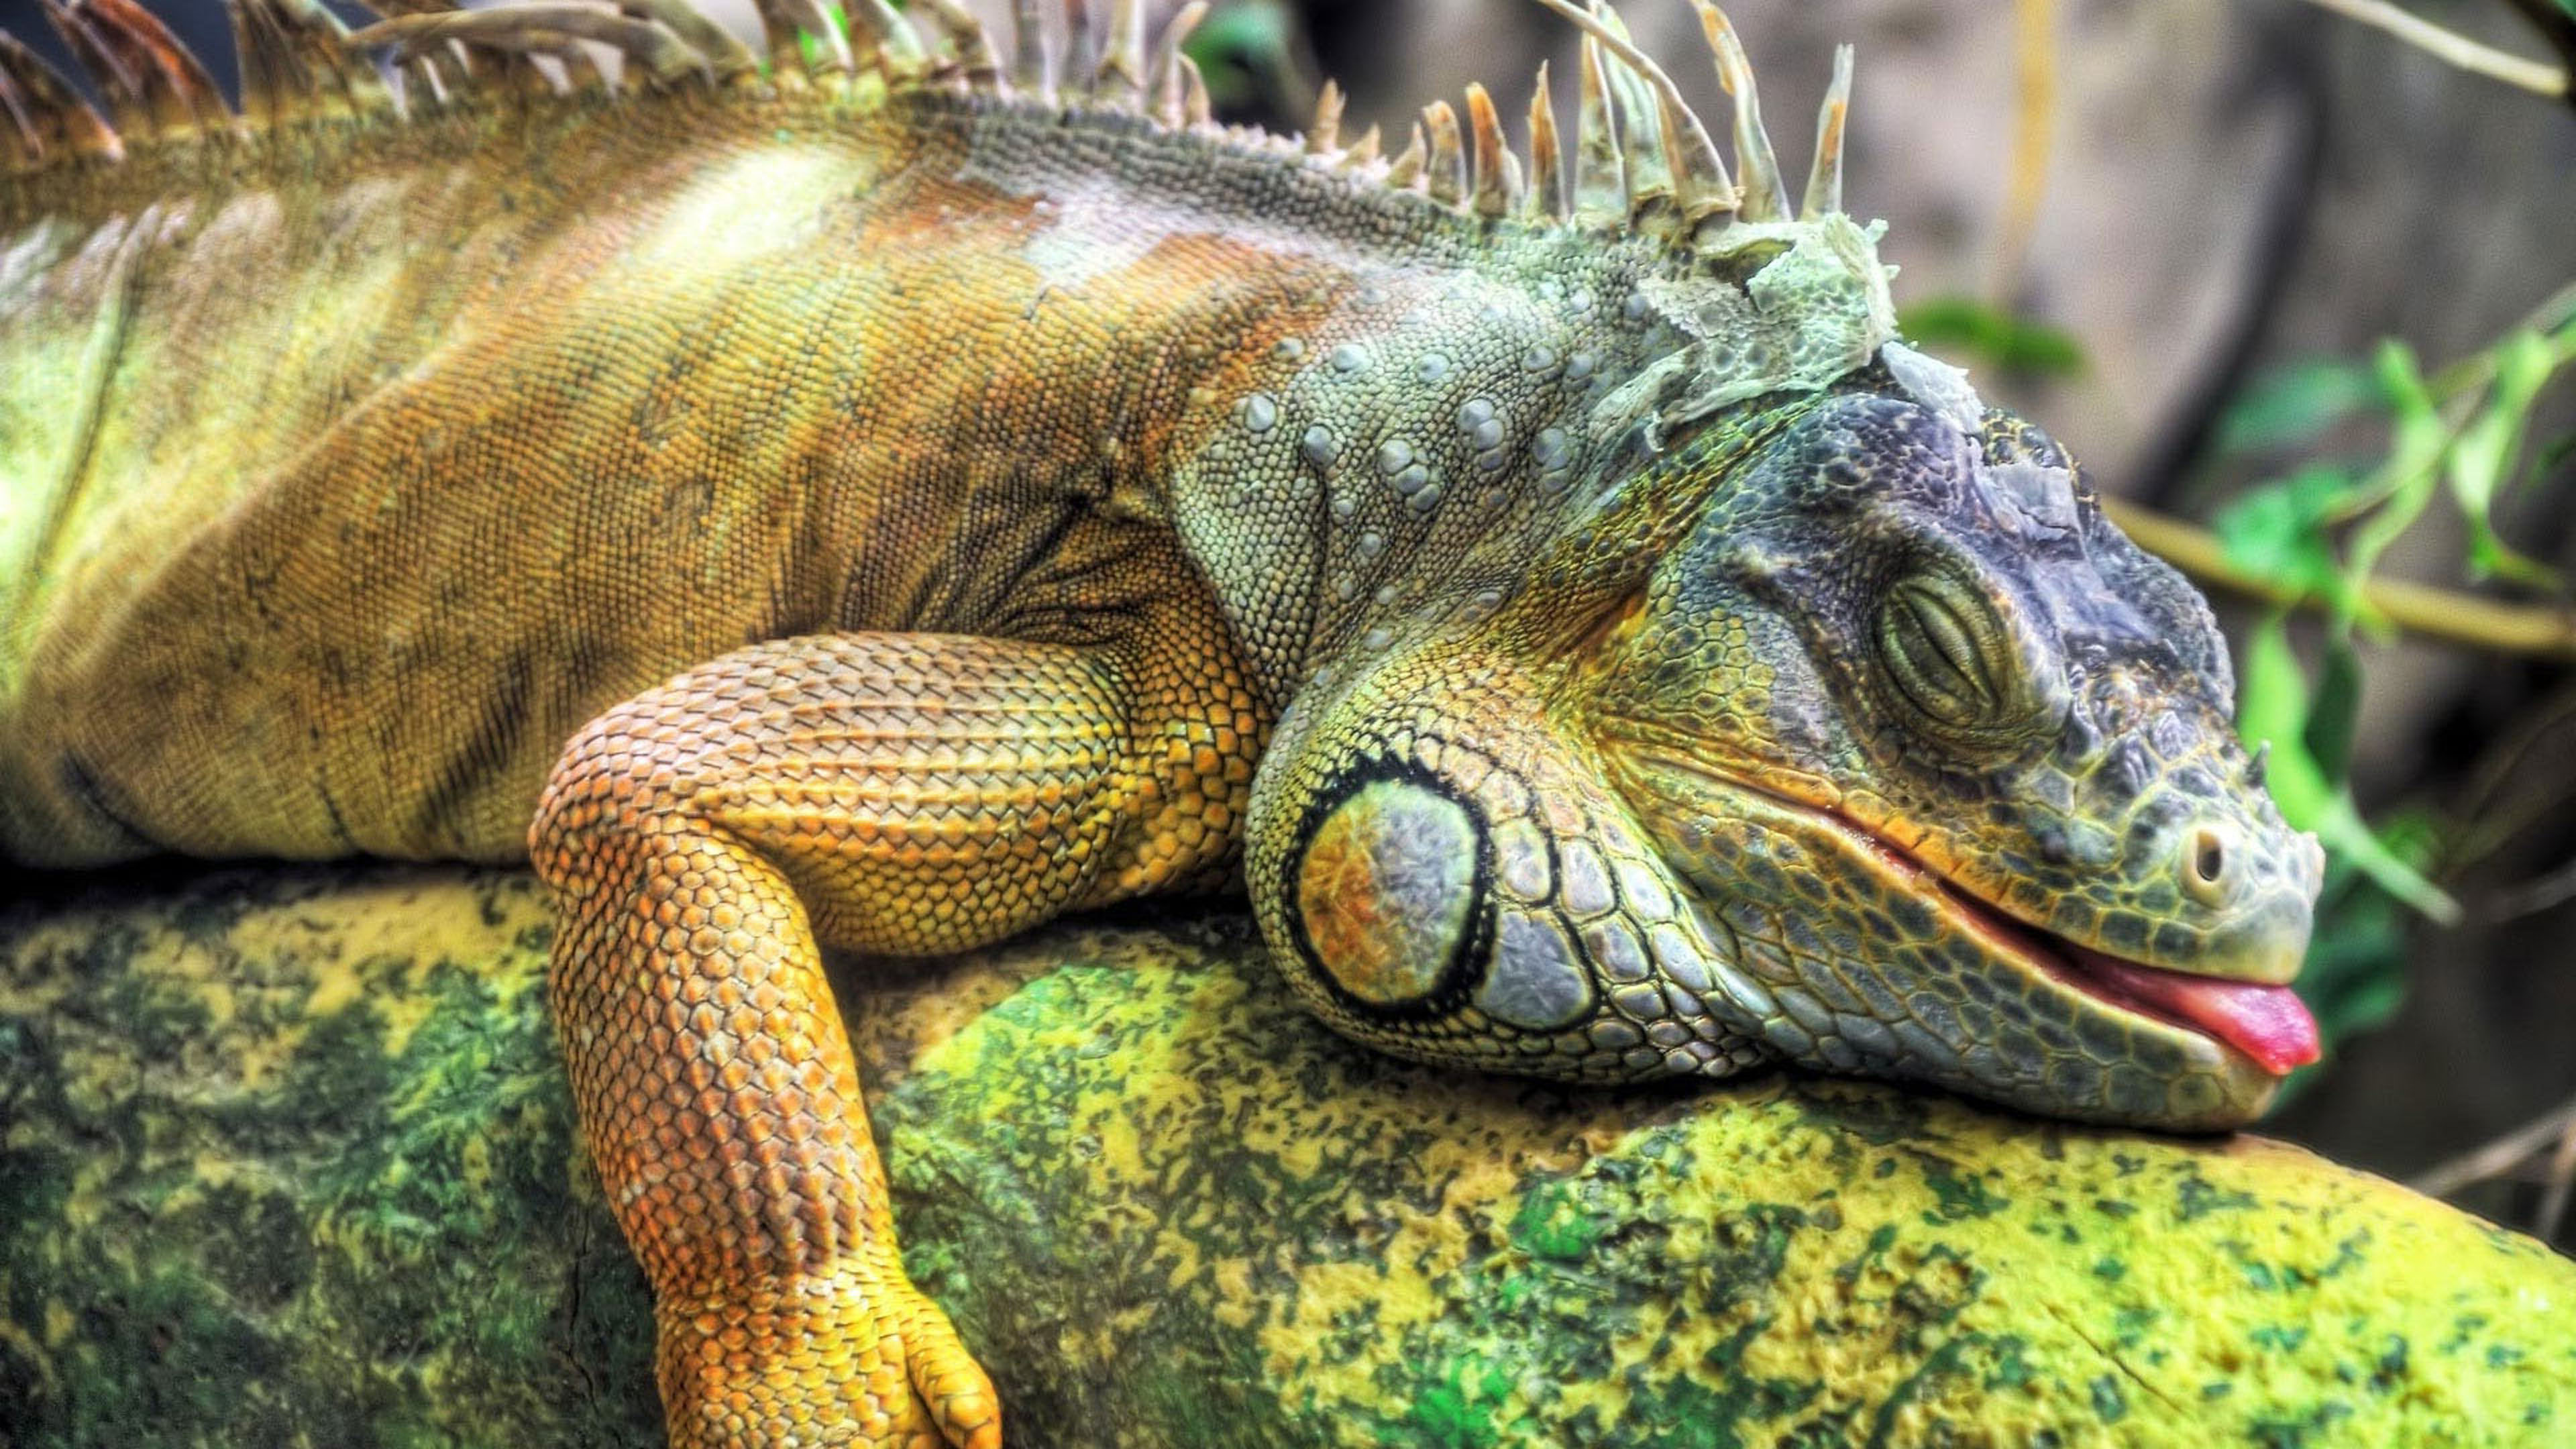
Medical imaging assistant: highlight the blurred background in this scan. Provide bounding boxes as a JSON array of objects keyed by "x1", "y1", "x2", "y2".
[{"x1": 4, "y1": 0, "x2": 2573, "y2": 1244}]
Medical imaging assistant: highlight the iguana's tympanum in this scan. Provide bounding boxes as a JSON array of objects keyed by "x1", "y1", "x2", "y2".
[{"x1": 1, "y1": 3, "x2": 2327, "y2": 1444}]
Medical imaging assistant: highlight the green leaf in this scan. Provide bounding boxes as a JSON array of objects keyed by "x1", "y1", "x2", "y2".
[
  {"x1": 2210, "y1": 465, "x2": 2363, "y2": 606},
  {"x1": 1894, "y1": 296, "x2": 2086, "y2": 378},
  {"x1": 2234, "y1": 617, "x2": 2459, "y2": 924},
  {"x1": 2311, "y1": 793, "x2": 2459, "y2": 926},
  {"x1": 2342, "y1": 341, "x2": 2448, "y2": 597},
  {"x1": 2301, "y1": 635, "x2": 2362, "y2": 787},
  {"x1": 2235, "y1": 616, "x2": 2329, "y2": 822},
  {"x1": 1189, "y1": 1, "x2": 1293, "y2": 60},
  {"x1": 1183, "y1": 1, "x2": 1298, "y2": 110},
  {"x1": 2449, "y1": 329, "x2": 2562, "y2": 586},
  {"x1": 2212, "y1": 358, "x2": 2384, "y2": 458}
]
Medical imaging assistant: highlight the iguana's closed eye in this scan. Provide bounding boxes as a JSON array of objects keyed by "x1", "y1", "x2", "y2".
[{"x1": 1868, "y1": 559, "x2": 2065, "y2": 753}]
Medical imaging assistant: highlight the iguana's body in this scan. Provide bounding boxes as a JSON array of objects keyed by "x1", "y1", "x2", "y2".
[
  {"x1": 2, "y1": 3, "x2": 2327, "y2": 1445},
  {"x1": 4, "y1": 87, "x2": 1292, "y2": 869}
]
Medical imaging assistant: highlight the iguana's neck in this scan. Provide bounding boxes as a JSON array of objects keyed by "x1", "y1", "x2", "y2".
[{"x1": 1154, "y1": 225, "x2": 1719, "y2": 700}]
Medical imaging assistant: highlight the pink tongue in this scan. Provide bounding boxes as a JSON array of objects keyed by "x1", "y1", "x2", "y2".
[{"x1": 2072, "y1": 950, "x2": 2321, "y2": 1075}]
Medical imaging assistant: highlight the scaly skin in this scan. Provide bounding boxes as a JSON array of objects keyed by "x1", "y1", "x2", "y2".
[{"x1": 0, "y1": 3, "x2": 2322, "y2": 1444}]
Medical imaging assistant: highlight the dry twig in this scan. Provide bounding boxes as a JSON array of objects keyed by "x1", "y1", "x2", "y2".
[
  {"x1": 2296, "y1": 0, "x2": 2569, "y2": 97},
  {"x1": 2412, "y1": 1094, "x2": 2576, "y2": 1221},
  {"x1": 2540, "y1": 1118, "x2": 2576, "y2": 1241},
  {"x1": 2101, "y1": 497, "x2": 2576, "y2": 661}
]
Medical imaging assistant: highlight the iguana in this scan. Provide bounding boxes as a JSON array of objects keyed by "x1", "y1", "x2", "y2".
[{"x1": 0, "y1": 0, "x2": 2330, "y2": 1444}]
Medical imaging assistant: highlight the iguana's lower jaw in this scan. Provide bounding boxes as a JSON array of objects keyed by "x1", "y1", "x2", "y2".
[
  {"x1": 1612, "y1": 751, "x2": 2300, "y2": 1131},
  {"x1": 1900, "y1": 843, "x2": 2320, "y2": 1077}
]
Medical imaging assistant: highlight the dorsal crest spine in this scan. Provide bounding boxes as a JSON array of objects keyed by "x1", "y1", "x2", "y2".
[{"x1": 3, "y1": 1, "x2": 1860, "y2": 260}]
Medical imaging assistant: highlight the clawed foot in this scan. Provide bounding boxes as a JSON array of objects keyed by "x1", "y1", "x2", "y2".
[{"x1": 657, "y1": 1263, "x2": 1001, "y2": 1448}]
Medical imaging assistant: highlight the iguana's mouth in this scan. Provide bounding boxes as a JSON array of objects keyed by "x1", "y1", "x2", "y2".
[
  {"x1": 1617, "y1": 749, "x2": 2319, "y2": 1077},
  {"x1": 1766, "y1": 789, "x2": 2319, "y2": 1076}
]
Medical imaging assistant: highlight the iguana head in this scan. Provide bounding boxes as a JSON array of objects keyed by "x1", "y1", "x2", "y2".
[
  {"x1": 1254, "y1": 356, "x2": 2322, "y2": 1132},
  {"x1": 1580, "y1": 356, "x2": 2324, "y2": 1128}
]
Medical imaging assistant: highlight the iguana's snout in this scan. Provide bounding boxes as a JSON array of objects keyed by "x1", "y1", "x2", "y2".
[{"x1": 1577, "y1": 377, "x2": 2326, "y2": 1129}]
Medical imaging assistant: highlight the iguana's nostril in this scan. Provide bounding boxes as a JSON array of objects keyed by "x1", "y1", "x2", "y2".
[{"x1": 2183, "y1": 825, "x2": 2232, "y2": 904}]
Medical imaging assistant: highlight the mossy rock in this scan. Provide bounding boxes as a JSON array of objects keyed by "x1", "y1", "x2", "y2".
[{"x1": 1, "y1": 863, "x2": 2569, "y2": 1447}]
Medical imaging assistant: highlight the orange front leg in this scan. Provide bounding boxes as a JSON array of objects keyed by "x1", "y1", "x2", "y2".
[{"x1": 529, "y1": 631, "x2": 1255, "y2": 1448}]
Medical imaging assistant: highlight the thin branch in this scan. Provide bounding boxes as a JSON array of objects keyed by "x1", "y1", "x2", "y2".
[
  {"x1": 2412, "y1": 1093, "x2": 2576, "y2": 1197},
  {"x1": 2500, "y1": 0, "x2": 2576, "y2": 112},
  {"x1": 2538, "y1": 1116, "x2": 2576, "y2": 1240},
  {"x1": 2298, "y1": 0, "x2": 2569, "y2": 97},
  {"x1": 2451, "y1": 680, "x2": 2576, "y2": 870},
  {"x1": 2426, "y1": 277, "x2": 2576, "y2": 400},
  {"x1": 2101, "y1": 496, "x2": 2576, "y2": 661},
  {"x1": 2479, "y1": 851, "x2": 2576, "y2": 920}
]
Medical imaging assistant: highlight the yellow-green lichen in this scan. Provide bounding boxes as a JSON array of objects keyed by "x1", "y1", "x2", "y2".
[
  {"x1": 890, "y1": 923, "x2": 2576, "y2": 1447},
  {"x1": 3, "y1": 864, "x2": 2571, "y2": 1447}
]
